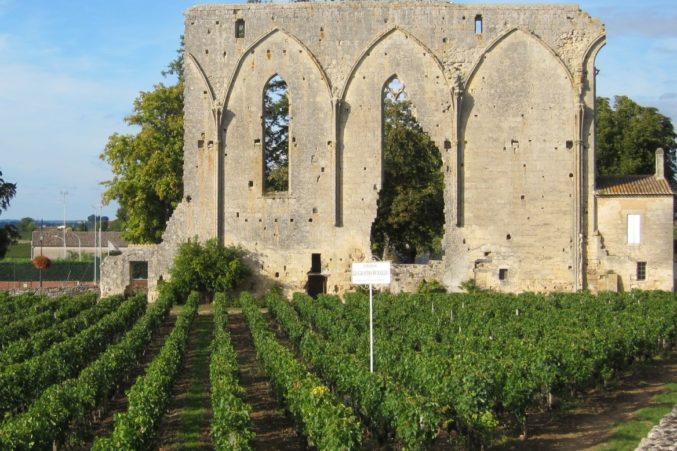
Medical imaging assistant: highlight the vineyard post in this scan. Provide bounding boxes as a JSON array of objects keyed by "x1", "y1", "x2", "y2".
[
  {"x1": 351, "y1": 260, "x2": 391, "y2": 374},
  {"x1": 369, "y1": 282, "x2": 373, "y2": 373}
]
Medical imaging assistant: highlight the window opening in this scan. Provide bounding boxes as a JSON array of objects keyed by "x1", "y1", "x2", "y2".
[
  {"x1": 130, "y1": 261, "x2": 148, "y2": 280},
  {"x1": 499, "y1": 268, "x2": 508, "y2": 280},
  {"x1": 637, "y1": 262, "x2": 646, "y2": 280},
  {"x1": 370, "y1": 77, "x2": 445, "y2": 263},
  {"x1": 263, "y1": 74, "x2": 289, "y2": 192},
  {"x1": 235, "y1": 19, "x2": 245, "y2": 38},
  {"x1": 475, "y1": 15, "x2": 483, "y2": 34},
  {"x1": 311, "y1": 253, "x2": 321, "y2": 273},
  {"x1": 636, "y1": 262, "x2": 647, "y2": 281},
  {"x1": 307, "y1": 253, "x2": 326, "y2": 298},
  {"x1": 627, "y1": 214, "x2": 640, "y2": 244}
]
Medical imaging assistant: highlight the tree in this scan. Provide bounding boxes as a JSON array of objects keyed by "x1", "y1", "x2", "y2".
[
  {"x1": 169, "y1": 238, "x2": 250, "y2": 299},
  {"x1": 370, "y1": 98, "x2": 445, "y2": 263},
  {"x1": 0, "y1": 170, "x2": 18, "y2": 258},
  {"x1": 596, "y1": 96, "x2": 677, "y2": 182},
  {"x1": 263, "y1": 75, "x2": 290, "y2": 192},
  {"x1": 19, "y1": 217, "x2": 36, "y2": 234},
  {"x1": 100, "y1": 48, "x2": 184, "y2": 244}
]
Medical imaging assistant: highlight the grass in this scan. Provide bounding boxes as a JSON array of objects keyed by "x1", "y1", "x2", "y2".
[
  {"x1": 600, "y1": 382, "x2": 677, "y2": 450},
  {"x1": 4, "y1": 242, "x2": 31, "y2": 259},
  {"x1": 159, "y1": 305, "x2": 214, "y2": 450}
]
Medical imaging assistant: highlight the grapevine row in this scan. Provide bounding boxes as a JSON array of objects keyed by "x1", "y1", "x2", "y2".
[
  {"x1": 268, "y1": 291, "x2": 442, "y2": 449},
  {"x1": 210, "y1": 292, "x2": 254, "y2": 450},
  {"x1": 0, "y1": 295, "x2": 126, "y2": 366},
  {"x1": 92, "y1": 291, "x2": 199, "y2": 450},
  {"x1": 240, "y1": 292, "x2": 363, "y2": 450},
  {"x1": 0, "y1": 289, "x2": 177, "y2": 450},
  {"x1": 298, "y1": 291, "x2": 677, "y2": 443},
  {"x1": 0, "y1": 294, "x2": 146, "y2": 417},
  {"x1": 0, "y1": 293, "x2": 97, "y2": 347}
]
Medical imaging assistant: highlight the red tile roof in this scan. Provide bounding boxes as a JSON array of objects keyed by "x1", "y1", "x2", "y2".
[{"x1": 596, "y1": 175, "x2": 674, "y2": 197}]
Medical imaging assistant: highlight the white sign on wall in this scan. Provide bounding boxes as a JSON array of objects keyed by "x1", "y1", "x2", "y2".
[{"x1": 351, "y1": 261, "x2": 391, "y2": 285}]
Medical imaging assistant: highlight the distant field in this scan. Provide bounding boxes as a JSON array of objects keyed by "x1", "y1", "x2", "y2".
[{"x1": 4, "y1": 242, "x2": 30, "y2": 259}]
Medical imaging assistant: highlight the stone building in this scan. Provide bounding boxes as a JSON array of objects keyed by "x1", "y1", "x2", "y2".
[{"x1": 101, "y1": 0, "x2": 673, "y2": 299}]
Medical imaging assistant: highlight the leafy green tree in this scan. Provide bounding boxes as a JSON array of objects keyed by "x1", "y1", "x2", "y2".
[
  {"x1": 263, "y1": 75, "x2": 289, "y2": 192},
  {"x1": 370, "y1": 98, "x2": 445, "y2": 263},
  {"x1": 0, "y1": 170, "x2": 18, "y2": 258},
  {"x1": 168, "y1": 238, "x2": 250, "y2": 299},
  {"x1": 19, "y1": 217, "x2": 36, "y2": 234},
  {"x1": 596, "y1": 96, "x2": 677, "y2": 182},
  {"x1": 100, "y1": 55, "x2": 184, "y2": 243}
]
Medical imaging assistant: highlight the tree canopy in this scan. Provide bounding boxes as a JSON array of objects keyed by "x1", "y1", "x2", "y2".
[
  {"x1": 263, "y1": 75, "x2": 290, "y2": 192},
  {"x1": 596, "y1": 96, "x2": 677, "y2": 182},
  {"x1": 0, "y1": 170, "x2": 18, "y2": 258},
  {"x1": 100, "y1": 52, "x2": 184, "y2": 244},
  {"x1": 370, "y1": 96, "x2": 445, "y2": 263},
  {"x1": 168, "y1": 238, "x2": 250, "y2": 298}
]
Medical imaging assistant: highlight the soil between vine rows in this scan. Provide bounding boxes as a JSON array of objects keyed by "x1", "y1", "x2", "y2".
[
  {"x1": 156, "y1": 303, "x2": 214, "y2": 450},
  {"x1": 495, "y1": 355, "x2": 677, "y2": 450},
  {"x1": 227, "y1": 309, "x2": 307, "y2": 450},
  {"x1": 74, "y1": 306, "x2": 180, "y2": 449}
]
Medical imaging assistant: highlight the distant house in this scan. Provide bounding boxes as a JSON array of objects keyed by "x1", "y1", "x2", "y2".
[
  {"x1": 31, "y1": 229, "x2": 128, "y2": 260},
  {"x1": 592, "y1": 149, "x2": 674, "y2": 291}
]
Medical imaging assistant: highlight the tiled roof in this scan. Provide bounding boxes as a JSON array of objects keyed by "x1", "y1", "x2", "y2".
[
  {"x1": 596, "y1": 175, "x2": 674, "y2": 197},
  {"x1": 31, "y1": 229, "x2": 128, "y2": 248}
]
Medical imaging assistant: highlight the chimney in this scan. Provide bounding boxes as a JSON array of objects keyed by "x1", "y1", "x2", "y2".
[{"x1": 655, "y1": 147, "x2": 665, "y2": 179}]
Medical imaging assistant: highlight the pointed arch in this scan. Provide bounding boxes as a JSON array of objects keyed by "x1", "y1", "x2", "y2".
[
  {"x1": 581, "y1": 33, "x2": 606, "y2": 75},
  {"x1": 465, "y1": 28, "x2": 575, "y2": 90},
  {"x1": 222, "y1": 27, "x2": 331, "y2": 107},
  {"x1": 186, "y1": 52, "x2": 219, "y2": 129},
  {"x1": 339, "y1": 26, "x2": 450, "y2": 103}
]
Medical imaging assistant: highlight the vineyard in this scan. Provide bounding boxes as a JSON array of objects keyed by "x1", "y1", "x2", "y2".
[{"x1": 0, "y1": 287, "x2": 674, "y2": 450}]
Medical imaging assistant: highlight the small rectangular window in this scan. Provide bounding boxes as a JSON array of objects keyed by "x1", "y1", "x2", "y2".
[
  {"x1": 627, "y1": 214, "x2": 641, "y2": 244},
  {"x1": 475, "y1": 15, "x2": 483, "y2": 34},
  {"x1": 235, "y1": 19, "x2": 245, "y2": 39},
  {"x1": 498, "y1": 268, "x2": 508, "y2": 281},
  {"x1": 637, "y1": 262, "x2": 647, "y2": 281}
]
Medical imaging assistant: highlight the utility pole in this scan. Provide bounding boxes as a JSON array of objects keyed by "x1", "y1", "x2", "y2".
[{"x1": 60, "y1": 191, "x2": 68, "y2": 259}]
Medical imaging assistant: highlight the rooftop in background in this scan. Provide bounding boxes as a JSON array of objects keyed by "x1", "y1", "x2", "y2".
[
  {"x1": 596, "y1": 175, "x2": 674, "y2": 197},
  {"x1": 31, "y1": 229, "x2": 128, "y2": 248}
]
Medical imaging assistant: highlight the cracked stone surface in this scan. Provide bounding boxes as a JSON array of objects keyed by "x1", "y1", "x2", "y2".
[{"x1": 636, "y1": 405, "x2": 677, "y2": 451}]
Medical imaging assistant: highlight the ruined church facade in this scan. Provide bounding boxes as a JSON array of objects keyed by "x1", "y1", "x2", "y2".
[{"x1": 102, "y1": 0, "x2": 674, "y2": 298}]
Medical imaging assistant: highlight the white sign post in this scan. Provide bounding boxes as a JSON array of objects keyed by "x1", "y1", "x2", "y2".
[{"x1": 351, "y1": 261, "x2": 391, "y2": 373}]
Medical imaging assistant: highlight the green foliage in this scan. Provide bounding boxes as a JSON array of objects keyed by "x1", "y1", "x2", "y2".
[
  {"x1": 0, "y1": 168, "x2": 18, "y2": 259},
  {"x1": 211, "y1": 293, "x2": 254, "y2": 450},
  {"x1": 0, "y1": 292, "x2": 175, "y2": 450},
  {"x1": 0, "y1": 295, "x2": 146, "y2": 417},
  {"x1": 290, "y1": 290, "x2": 677, "y2": 446},
  {"x1": 169, "y1": 238, "x2": 250, "y2": 298},
  {"x1": 596, "y1": 96, "x2": 677, "y2": 181},
  {"x1": 100, "y1": 77, "x2": 184, "y2": 243},
  {"x1": 241, "y1": 293, "x2": 363, "y2": 449},
  {"x1": 417, "y1": 279, "x2": 447, "y2": 294},
  {"x1": 92, "y1": 292, "x2": 198, "y2": 450},
  {"x1": 0, "y1": 295, "x2": 123, "y2": 367},
  {"x1": 371, "y1": 98, "x2": 444, "y2": 262},
  {"x1": 263, "y1": 75, "x2": 290, "y2": 192},
  {"x1": 273, "y1": 292, "x2": 441, "y2": 449},
  {"x1": 459, "y1": 278, "x2": 483, "y2": 293}
]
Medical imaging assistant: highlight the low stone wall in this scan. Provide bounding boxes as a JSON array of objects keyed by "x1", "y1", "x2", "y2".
[
  {"x1": 390, "y1": 261, "x2": 444, "y2": 293},
  {"x1": 1, "y1": 284, "x2": 99, "y2": 298}
]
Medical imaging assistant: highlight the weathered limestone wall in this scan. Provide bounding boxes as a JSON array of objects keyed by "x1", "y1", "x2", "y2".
[
  {"x1": 102, "y1": 1, "x2": 610, "y2": 297},
  {"x1": 592, "y1": 196, "x2": 674, "y2": 291}
]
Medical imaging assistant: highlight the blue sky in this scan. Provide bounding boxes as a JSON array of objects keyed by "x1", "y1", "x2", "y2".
[{"x1": 0, "y1": 0, "x2": 675, "y2": 220}]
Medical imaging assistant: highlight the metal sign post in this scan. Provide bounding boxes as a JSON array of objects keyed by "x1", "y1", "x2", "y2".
[{"x1": 351, "y1": 261, "x2": 391, "y2": 373}]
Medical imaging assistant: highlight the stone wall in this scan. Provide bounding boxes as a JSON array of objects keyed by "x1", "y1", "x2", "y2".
[
  {"x1": 102, "y1": 1, "x2": 614, "y2": 298},
  {"x1": 592, "y1": 196, "x2": 674, "y2": 291}
]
